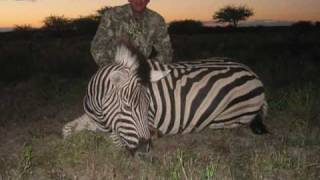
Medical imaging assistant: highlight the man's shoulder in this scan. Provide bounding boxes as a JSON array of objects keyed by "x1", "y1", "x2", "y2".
[
  {"x1": 145, "y1": 8, "x2": 165, "y2": 23},
  {"x1": 104, "y1": 4, "x2": 130, "y2": 16}
]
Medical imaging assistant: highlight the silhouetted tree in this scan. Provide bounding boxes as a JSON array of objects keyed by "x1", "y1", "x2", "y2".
[
  {"x1": 42, "y1": 15, "x2": 71, "y2": 31},
  {"x1": 213, "y1": 5, "x2": 253, "y2": 27},
  {"x1": 13, "y1": 24, "x2": 34, "y2": 32},
  {"x1": 168, "y1": 20, "x2": 203, "y2": 34},
  {"x1": 315, "y1": 21, "x2": 320, "y2": 27},
  {"x1": 69, "y1": 15, "x2": 99, "y2": 33},
  {"x1": 40, "y1": 6, "x2": 110, "y2": 33},
  {"x1": 291, "y1": 21, "x2": 313, "y2": 28}
]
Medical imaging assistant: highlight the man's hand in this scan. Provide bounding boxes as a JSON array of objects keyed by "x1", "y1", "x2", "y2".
[
  {"x1": 117, "y1": 36, "x2": 137, "y2": 52},
  {"x1": 117, "y1": 35, "x2": 130, "y2": 46}
]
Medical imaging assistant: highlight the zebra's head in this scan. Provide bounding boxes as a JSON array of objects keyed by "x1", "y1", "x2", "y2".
[{"x1": 105, "y1": 43, "x2": 170, "y2": 154}]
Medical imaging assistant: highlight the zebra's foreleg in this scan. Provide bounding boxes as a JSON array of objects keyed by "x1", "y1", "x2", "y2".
[
  {"x1": 62, "y1": 113, "x2": 100, "y2": 138},
  {"x1": 209, "y1": 122, "x2": 241, "y2": 130}
]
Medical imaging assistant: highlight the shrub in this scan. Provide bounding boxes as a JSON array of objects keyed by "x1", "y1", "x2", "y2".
[{"x1": 168, "y1": 20, "x2": 204, "y2": 34}]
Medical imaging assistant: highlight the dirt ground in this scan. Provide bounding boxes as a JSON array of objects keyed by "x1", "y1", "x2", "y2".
[{"x1": 0, "y1": 77, "x2": 319, "y2": 180}]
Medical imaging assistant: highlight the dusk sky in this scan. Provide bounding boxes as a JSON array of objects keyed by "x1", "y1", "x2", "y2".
[{"x1": 1, "y1": 0, "x2": 320, "y2": 28}]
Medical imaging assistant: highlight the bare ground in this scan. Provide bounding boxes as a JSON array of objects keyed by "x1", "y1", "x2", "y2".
[{"x1": 0, "y1": 77, "x2": 319, "y2": 180}]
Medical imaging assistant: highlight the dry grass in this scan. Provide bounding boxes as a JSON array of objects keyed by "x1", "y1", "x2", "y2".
[{"x1": 0, "y1": 77, "x2": 319, "y2": 180}]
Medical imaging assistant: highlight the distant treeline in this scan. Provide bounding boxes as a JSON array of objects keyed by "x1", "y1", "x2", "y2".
[
  {"x1": 1, "y1": 19, "x2": 320, "y2": 40},
  {"x1": 168, "y1": 20, "x2": 320, "y2": 34}
]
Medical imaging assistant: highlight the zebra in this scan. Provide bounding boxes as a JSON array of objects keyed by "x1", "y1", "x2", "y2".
[{"x1": 62, "y1": 43, "x2": 268, "y2": 154}]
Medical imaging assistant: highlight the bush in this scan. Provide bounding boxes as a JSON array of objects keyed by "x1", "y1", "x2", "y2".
[
  {"x1": 13, "y1": 25, "x2": 34, "y2": 32},
  {"x1": 291, "y1": 21, "x2": 314, "y2": 30},
  {"x1": 168, "y1": 20, "x2": 204, "y2": 34},
  {"x1": 69, "y1": 16, "x2": 99, "y2": 34},
  {"x1": 42, "y1": 15, "x2": 71, "y2": 31}
]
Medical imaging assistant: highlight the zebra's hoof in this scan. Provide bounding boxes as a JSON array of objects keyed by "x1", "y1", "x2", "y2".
[{"x1": 62, "y1": 127, "x2": 73, "y2": 139}]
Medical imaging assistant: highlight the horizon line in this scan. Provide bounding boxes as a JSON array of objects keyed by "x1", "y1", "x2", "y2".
[{"x1": 1, "y1": 19, "x2": 319, "y2": 32}]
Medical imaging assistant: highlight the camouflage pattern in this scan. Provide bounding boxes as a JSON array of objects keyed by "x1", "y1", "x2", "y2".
[{"x1": 91, "y1": 4, "x2": 173, "y2": 67}]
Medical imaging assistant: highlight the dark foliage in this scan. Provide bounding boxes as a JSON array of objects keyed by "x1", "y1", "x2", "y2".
[
  {"x1": 69, "y1": 16, "x2": 99, "y2": 33},
  {"x1": 13, "y1": 24, "x2": 34, "y2": 32},
  {"x1": 42, "y1": 15, "x2": 71, "y2": 31},
  {"x1": 40, "y1": 15, "x2": 99, "y2": 35},
  {"x1": 291, "y1": 21, "x2": 313, "y2": 28},
  {"x1": 0, "y1": 34, "x2": 97, "y2": 83},
  {"x1": 168, "y1": 20, "x2": 204, "y2": 34},
  {"x1": 0, "y1": 26, "x2": 319, "y2": 89}
]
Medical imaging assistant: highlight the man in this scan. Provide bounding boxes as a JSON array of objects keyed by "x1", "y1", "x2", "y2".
[
  {"x1": 91, "y1": 0, "x2": 173, "y2": 67},
  {"x1": 62, "y1": 0, "x2": 172, "y2": 139}
]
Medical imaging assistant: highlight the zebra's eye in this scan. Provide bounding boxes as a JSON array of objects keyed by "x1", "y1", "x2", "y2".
[{"x1": 122, "y1": 103, "x2": 131, "y2": 111}]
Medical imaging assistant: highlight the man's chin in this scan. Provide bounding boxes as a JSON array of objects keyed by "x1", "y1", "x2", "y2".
[{"x1": 132, "y1": 6, "x2": 146, "y2": 13}]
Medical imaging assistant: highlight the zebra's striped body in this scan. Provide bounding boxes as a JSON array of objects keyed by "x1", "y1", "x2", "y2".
[
  {"x1": 62, "y1": 44, "x2": 267, "y2": 153},
  {"x1": 147, "y1": 60, "x2": 266, "y2": 136}
]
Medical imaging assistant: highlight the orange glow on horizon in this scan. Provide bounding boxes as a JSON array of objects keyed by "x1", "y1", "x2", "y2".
[{"x1": 1, "y1": 0, "x2": 320, "y2": 28}]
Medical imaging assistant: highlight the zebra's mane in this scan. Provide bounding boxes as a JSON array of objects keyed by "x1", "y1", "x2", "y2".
[{"x1": 115, "y1": 42, "x2": 151, "y2": 85}]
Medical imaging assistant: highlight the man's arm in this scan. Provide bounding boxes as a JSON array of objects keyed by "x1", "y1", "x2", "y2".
[
  {"x1": 91, "y1": 10, "x2": 116, "y2": 67},
  {"x1": 152, "y1": 17, "x2": 173, "y2": 63}
]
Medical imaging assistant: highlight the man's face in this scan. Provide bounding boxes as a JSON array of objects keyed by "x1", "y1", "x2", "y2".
[{"x1": 128, "y1": 0, "x2": 150, "y2": 13}]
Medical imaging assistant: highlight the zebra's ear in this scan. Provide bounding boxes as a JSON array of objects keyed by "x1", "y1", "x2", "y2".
[
  {"x1": 150, "y1": 70, "x2": 171, "y2": 82},
  {"x1": 109, "y1": 70, "x2": 129, "y2": 86}
]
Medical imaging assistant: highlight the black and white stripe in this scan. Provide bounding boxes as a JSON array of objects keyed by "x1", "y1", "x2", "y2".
[
  {"x1": 147, "y1": 59, "x2": 267, "y2": 135},
  {"x1": 83, "y1": 45, "x2": 152, "y2": 151}
]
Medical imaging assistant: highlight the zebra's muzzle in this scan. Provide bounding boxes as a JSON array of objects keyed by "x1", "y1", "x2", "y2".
[
  {"x1": 136, "y1": 138, "x2": 152, "y2": 153},
  {"x1": 126, "y1": 138, "x2": 152, "y2": 157}
]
